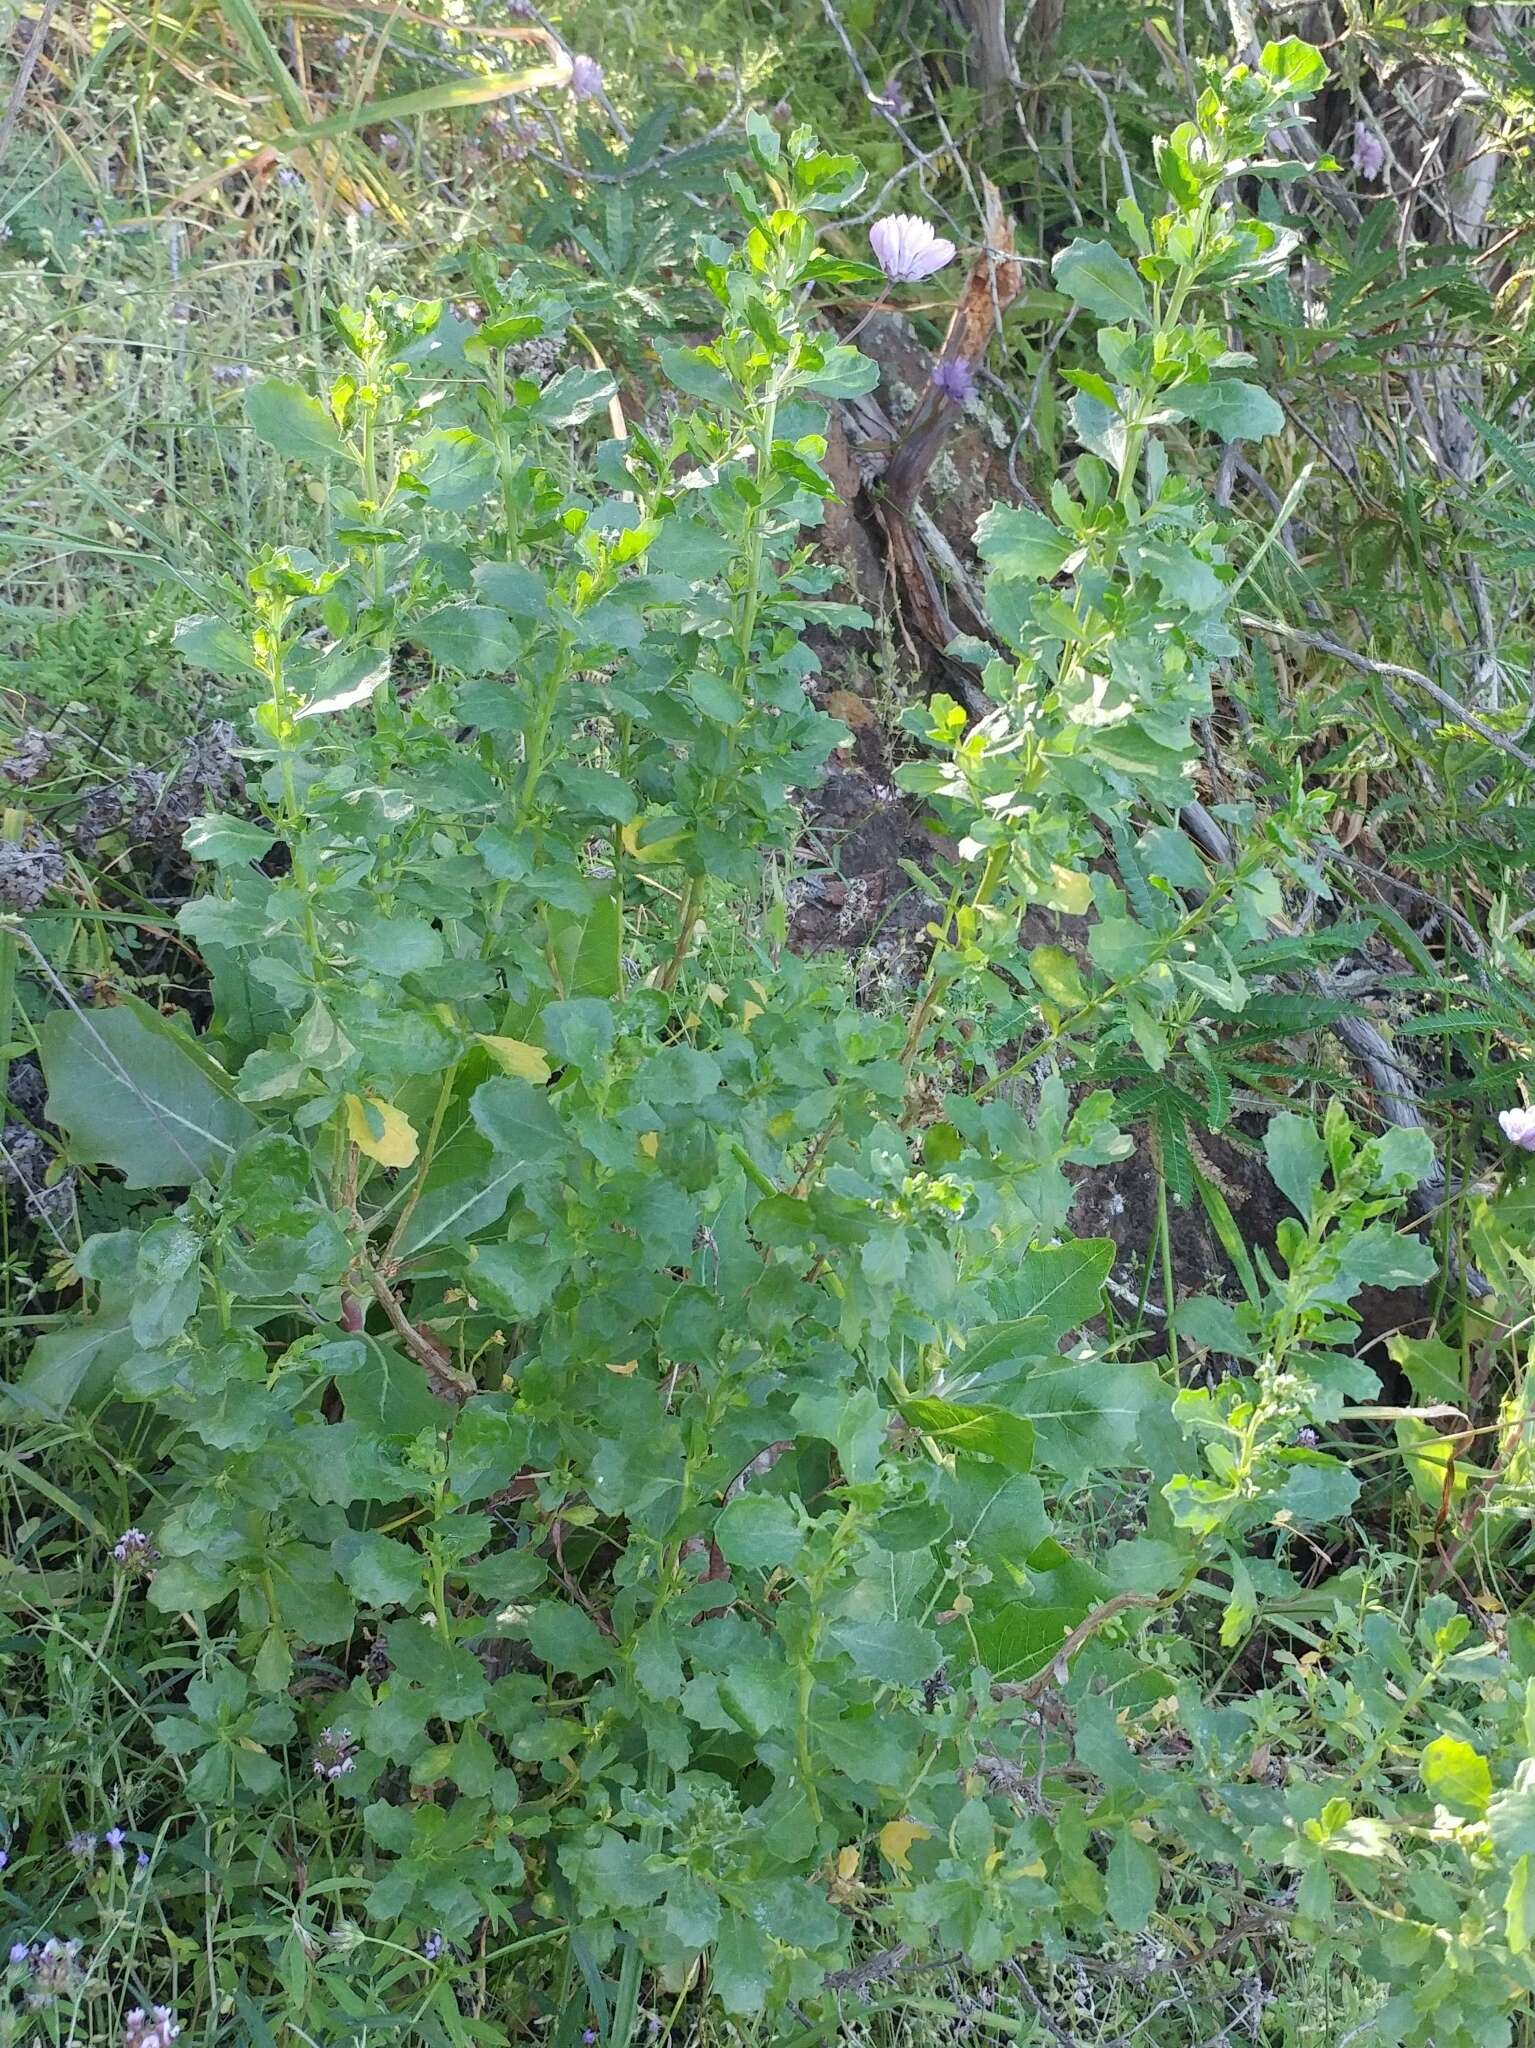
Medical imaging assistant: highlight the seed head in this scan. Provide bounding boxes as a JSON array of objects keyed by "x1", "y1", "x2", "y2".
[
  {"x1": 0, "y1": 731, "x2": 60, "y2": 785},
  {"x1": 0, "y1": 828, "x2": 66, "y2": 912}
]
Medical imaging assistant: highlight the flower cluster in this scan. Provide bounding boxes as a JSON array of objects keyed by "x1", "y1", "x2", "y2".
[
  {"x1": 15, "y1": 1936, "x2": 83, "y2": 2007},
  {"x1": 312, "y1": 1726, "x2": 358, "y2": 1783},
  {"x1": 124, "y1": 2007, "x2": 181, "y2": 2048},
  {"x1": 112, "y1": 1528, "x2": 159, "y2": 1574}
]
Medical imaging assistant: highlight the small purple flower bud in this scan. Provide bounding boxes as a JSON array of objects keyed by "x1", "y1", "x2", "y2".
[
  {"x1": 134, "y1": 1850, "x2": 150, "y2": 1875},
  {"x1": 930, "y1": 356, "x2": 976, "y2": 405},
  {"x1": 582, "y1": 2031, "x2": 598, "y2": 2045},
  {"x1": 569, "y1": 53, "x2": 603, "y2": 99},
  {"x1": 8, "y1": 1942, "x2": 29, "y2": 1966},
  {"x1": 1294, "y1": 1426, "x2": 1319, "y2": 1449},
  {"x1": 420, "y1": 1929, "x2": 446, "y2": 1961},
  {"x1": 873, "y1": 74, "x2": 908, "y2": 117},
  {"x1": 1352, "y1": 122, "x2": 1386, "y2": 183},
  {"x1": 67, "y1": 1832, "x2": 95, "y2": 1860}
]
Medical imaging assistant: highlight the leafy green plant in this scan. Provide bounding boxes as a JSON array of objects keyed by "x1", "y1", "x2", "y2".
[{"x1": 10, "y1": 35, "x2": 1535, "y2": 2048}]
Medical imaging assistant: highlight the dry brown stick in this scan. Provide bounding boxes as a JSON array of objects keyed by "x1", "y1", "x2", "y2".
[
  {"x1": 0, "y1": 0, "x2": 62, "y2": 163},
  {"x1": 990, "y1": 1593, "x2": 1161, "y2": 1704},
  {"x1": 866, "y1": 179, "x2": 1025, "y2": 674},
  {"x1": 365, "y1": 1263, "x2": 477, "y2": 1404}
]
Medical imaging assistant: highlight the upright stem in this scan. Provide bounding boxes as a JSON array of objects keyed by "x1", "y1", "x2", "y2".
[{"x1": 657, "y1": 382, "x2": 782, "y2": 996}]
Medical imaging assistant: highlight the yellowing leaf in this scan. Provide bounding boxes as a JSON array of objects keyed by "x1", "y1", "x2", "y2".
[
  {"x1": 1421, "y1": 1733, "x2": 1492, "y2": 1818},
  {"x1": 1047, "y1": 863, "x2": 1094, "y2": 915},
  {"x1": 638, "y1": 1132, "x2": 659, "y2": 1159},
  {"x1": 345, "y1": 1093, "x2": 419, "y2": 1169},
  {"x1": 835, "y1": 1845, "x2": 860, "y2": 1881},
  {"x1": 879, "y1": 1819, "x2": 930, "y2": 1873},
  {"x1": 476, "y1": 1035, "x2": 551, "y2": 1084},
  {"x1": 740, "y1": 1000, "x2": 763, "y2": 1028},
  {"x1": 620, "y1": 811, "x2": 688, "y2": 863}
]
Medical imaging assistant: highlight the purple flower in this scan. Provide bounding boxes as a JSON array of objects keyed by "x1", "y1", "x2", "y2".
[
  {"x1": 1352, "y1": 122, "x2": 1386, "y2": 183},
  {"x1": 30, "y1": 1936, "x2": 81, "y2": 1999},
  {"x1": 134, "y1": 1850, "x2": 150, "y2": 1876},
  {"x1": 0, "y1": 1849, "x2": 8, "y2": 1870},
  {"x1": 112, "y1": 1528, "x2": 158, "y2": 1572},
  {"x1": 8, "y1": 1942, "x2": 29, "y2": 1966},
  {"x1": 569, "y1": 54, "x2": 603, "y2": 99},
  {"x1": 124, "y1": 2008, "x2": 180, "y2": 2048},
  {"x1": 104, "y1": 1829, "x2": 125, "y2": 1854},
  {"x1": 930, "y1": 356, "x2": 976, "y2": 405},
  {"x1": 312, "y1": 1726, "x2": 357, "y2": 1783},
  {"x1": 67, "y1": 1833, "x2": 95, "y2": 1860},
  {"x1": 420, "y1": 1929, "x2": 446, "y2": 1962},
  {"x1": 870, "y1": 214, "x2": 956, "y2": 284},
  {"x1": 1294, "y1": 1426, "x2": 1319, "y2": 1449},
  {"x1": 1500, "y1": 1107, "x2": 1535, "y2": 1151},
  {"x1": 873, "y1": 73, "x2": 908, "y2": 117},
  {"x1": 582, "y1": 2032, "x2": 598, "y2": 2045}
]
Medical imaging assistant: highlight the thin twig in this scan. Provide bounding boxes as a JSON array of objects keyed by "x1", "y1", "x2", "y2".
[
  {"x1": 0, "y1": 0, "x2": 61, "y2": 164},
  {"x1": 1237, "y1": 615, "x2": 1535, "y2": 776}
]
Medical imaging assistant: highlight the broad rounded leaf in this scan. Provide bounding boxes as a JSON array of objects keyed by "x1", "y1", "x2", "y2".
[
  {"x1": 245, "y1": 378, "x2": 347, "y2": 463},
  {"x1": 1052, "y1": 238, "x2": 1149, "y2": 325}
]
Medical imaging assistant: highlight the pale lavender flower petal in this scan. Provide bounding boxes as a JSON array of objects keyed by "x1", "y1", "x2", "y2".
[
  {"x1": 569, "y1": 54, "x2": 603, "y2": 99},
  {"x1": 870, "y1": 214, "x2": 956, "y2": 284},
  {"x1": 1499, "y1": 1106, "x2": 1535, "y2": 1151}
]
